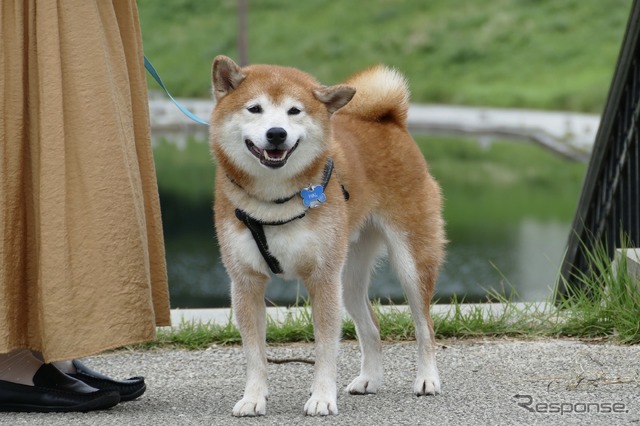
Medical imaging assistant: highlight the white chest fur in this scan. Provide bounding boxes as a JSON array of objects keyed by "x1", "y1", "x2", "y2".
[{"x1": 222, "y1": 217, "x2": 325, "y2": 280}]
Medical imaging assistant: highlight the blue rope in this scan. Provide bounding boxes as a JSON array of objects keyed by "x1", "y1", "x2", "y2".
[{"x1": 144, "y1": 56, "x2": 209, "y2": 127}]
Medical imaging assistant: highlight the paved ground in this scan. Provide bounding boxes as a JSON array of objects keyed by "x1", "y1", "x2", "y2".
[{"x1": 4, "y1": 338, "x2": 640, "y2": 425}]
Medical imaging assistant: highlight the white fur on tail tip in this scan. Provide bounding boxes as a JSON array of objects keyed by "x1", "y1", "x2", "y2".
[
  {"x1": 348, "y1": 66, "x2": 409, "y2": 102},
  {"x1": 340, "y1": 65, "x2": 410, "y2": 125}
]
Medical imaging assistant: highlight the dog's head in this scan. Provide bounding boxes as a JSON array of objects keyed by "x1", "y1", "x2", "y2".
[{"x1": 210, "y1": 56, "x2": 355, "y2": 178}]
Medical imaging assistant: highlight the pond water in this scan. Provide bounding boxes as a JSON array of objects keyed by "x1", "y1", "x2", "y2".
[
  {"x1": 154, "y1": 131, "x2": 581, "y2": 308},
  {"x1": 165, "y1": 218, "x2": 569, "y2": 308}
]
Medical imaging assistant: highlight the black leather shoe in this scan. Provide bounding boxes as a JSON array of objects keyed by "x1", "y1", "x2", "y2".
[
  {"x1": 0, "y1": 364, "x2": 120, "y2": 412},
  {"x1": 69, "y1": 360, "x2": 146, "y2": 402}
]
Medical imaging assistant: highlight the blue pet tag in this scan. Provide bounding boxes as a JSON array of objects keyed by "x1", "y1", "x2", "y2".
[{"x1": 300, "y1": 185, "x2": 326, "y2": 208}]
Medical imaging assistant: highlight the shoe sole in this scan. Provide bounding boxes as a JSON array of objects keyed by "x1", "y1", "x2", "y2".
[
  {"x1": 0, "y1": 392, "x2": 120, "y2": 413},
  {"x1": 120, "y1": 383, "x2": 146, "y2": 402}
]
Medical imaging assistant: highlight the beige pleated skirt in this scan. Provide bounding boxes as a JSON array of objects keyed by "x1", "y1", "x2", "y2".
[{"x1": 0, "y1": 0, "x2": 171, "y2": 362}]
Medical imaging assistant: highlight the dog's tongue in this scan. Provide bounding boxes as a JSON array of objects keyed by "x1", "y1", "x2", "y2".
[{"x1": 263, "y1": 149, "x2": 287, "y2": 161}]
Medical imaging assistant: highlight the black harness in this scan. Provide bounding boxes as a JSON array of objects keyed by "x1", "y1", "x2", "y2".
[{"x1": 233, "y1": 158, "x2": 348, "y2": 274}]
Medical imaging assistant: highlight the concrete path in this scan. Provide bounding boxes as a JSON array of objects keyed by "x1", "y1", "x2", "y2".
[{"x1": 4, "y1": 337, "x2": 639, "y2": 425}]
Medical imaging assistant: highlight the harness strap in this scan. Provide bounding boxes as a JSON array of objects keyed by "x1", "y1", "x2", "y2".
[
  {"x1": 234, "y1": 209, "x2": 306, "y2": 274},
  {"x1": 234, "y1": 158, "x2": 343, "y2": 274}
]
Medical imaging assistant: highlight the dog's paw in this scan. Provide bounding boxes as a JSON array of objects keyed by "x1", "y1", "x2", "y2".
[
  {"x1": 346, "y1": 374, "x2": 382, "y2": 395},
  {"x1": 413, "y1": 372, "x2": 441, "y2": 396},
  {"x1": 304, "y1": 396, "x2": 338, "y2": 416},
  {"x1": 232, "y1": 396, "x2": 267, "y2": 417}
]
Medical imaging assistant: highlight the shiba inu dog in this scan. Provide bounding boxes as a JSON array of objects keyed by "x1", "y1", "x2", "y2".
[{"x1": 209, "y1": 55, "x2": 445, "y2": 417}]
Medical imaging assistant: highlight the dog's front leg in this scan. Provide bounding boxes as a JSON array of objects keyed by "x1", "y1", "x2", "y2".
[
  {"x1": 304, "y1": 274, "x2": 343, "y2": 416},
  {"x1": 230, "y1": 274, "x2": 269, "y2": 417}
]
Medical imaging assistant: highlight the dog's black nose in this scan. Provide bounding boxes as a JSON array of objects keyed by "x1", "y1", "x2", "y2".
[{"x1": 266, "y1": 127, "x2": 287, "y2": 145}]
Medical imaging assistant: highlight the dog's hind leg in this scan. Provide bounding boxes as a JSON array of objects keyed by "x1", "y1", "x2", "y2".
[
  {"x1": 382, "y1": 218, "x2": 443, "y2": 396},
  {"x1": 230, "y1": 273, "x2": 270, "y2": 416},
  {"x1": 343, "y1": 226, "x2": 386, "y2": 394}
]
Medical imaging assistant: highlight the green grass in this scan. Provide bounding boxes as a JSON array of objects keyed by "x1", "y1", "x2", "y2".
[
  {"x1": 130, "y1": 236, "x2": 639, "y2": 350},
  {"x1": 138, "y1": 0, "x2": 631, "y2": 112},
  {"x1": 554, "y1": 238, "x2": 640, "y2": 343}
]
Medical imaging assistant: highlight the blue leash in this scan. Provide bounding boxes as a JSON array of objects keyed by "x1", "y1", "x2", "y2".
[{"x1": 144, "y1": 56, "x2": 210, "y2": 127}]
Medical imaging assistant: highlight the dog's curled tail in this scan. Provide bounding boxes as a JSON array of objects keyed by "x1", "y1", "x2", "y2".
[{"x1": 338, "y1": 65, "x2": 410, "y2": 127}]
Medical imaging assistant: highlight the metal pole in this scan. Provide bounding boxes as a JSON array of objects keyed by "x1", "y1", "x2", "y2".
[{"x1": 237, "y1": 0, "x2": 248, "y2": 66}]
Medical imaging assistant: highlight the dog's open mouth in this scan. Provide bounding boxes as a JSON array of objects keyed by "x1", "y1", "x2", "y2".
[{"x1": 245, "y1": 139, "x2": 299, "y2": 169}]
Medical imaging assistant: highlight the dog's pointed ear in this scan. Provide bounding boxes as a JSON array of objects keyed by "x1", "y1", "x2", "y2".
[
  {"x1": 212, "y1": 56, "x2": 246, "y2": 101},
  {"x1": 313, "y1": 85, "x2": 356, "y2": 114}
]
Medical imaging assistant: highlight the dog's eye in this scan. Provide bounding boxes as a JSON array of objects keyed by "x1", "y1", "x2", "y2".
[
  {"x1": 288, "y1": 107, "x2": 301, "y2": 115},
  {"x1": 247, "y1": 105, "x2": 263, "y2": 114}
]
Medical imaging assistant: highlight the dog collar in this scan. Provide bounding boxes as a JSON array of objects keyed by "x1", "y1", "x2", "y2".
[{"x1": 227, "y1": 158, "x2": 335, "y2": 207}]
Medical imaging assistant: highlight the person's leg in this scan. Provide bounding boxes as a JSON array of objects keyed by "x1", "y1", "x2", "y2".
[
  {"x1": 0, "y1": 350, "x2": 42, "y2": 386},
  {"x1": 51, "y1": 360, "x2": 73, "y2": 374},
  {"x1": 1, "y1": 0, "x2": 160, "y2": 411}
]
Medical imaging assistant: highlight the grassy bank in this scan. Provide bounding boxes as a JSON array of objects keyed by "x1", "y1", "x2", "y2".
[
  {"x1": 148, "y1": 128, "x2": 633, "y2": 346},
  {"x1": 136, "y1": 240, "x2": 639, "y2": 350},
  {"x1": 138, "y1": 0, "x2": 631, "y2": 112}
]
